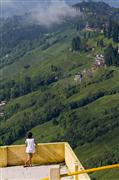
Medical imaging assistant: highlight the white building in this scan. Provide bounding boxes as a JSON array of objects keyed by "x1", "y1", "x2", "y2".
[{"x1": 74, "y1": 74, "x2": 83, "y2": 83}]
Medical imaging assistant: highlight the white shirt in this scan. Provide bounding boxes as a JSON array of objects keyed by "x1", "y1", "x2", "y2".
[{"x1": 25, "y1": 138, "x2": 35, "y2": 153}]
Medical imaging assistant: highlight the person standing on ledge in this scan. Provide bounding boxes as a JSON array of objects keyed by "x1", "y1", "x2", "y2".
[{"x1": 24, "y1": 132, "x2": 36, "y2": 167}]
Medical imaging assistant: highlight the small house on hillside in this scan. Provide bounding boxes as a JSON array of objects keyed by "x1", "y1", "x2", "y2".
[
  {"x1": 0, "y1": 101, "x2": 6, "y2": 107},
  {"x1": 74, "y1": 74, "x2": 83, "y2": 84},
  {"x1": 85, "y1": 23, "x2": 97, "y2": 32},
  {"x1": 95, "y1": 54, "x2": 105, "y2": 67},
  {"x1": 85, "y1": 27, "x2": 96, "y2": 32}
]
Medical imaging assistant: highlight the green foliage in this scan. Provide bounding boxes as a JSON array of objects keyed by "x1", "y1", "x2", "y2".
[
  {"x1": 0, "y1": 27, "x2": 119, "y2": 149},
  {"x1": 104, "y1": 20, "x2": 119, "y2": 42},
  {"x1": 75, "y1": 126, "x2": 119, "y2": 179},
  {"x1": 72, "y1": 36, "x2": 81, "y2": 51},
  {"x1": 97, "y1": 39, "x2": 105, "y2": 48},
  {"x1": 104, "y1": 44, "x2": 119, "y2": 66}
]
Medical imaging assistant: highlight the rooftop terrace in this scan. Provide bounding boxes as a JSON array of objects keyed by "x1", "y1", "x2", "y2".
[
  {"x1": 0, "y1": 142, "x2": 90, "y2": 180},
  {"x1": 1, "y1": 164, "x2": 72, "y2": 180}
]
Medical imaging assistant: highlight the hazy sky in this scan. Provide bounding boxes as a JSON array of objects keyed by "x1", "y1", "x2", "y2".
[{"x1": 0, "y1": 0, "x2": 119, "y2": 18}]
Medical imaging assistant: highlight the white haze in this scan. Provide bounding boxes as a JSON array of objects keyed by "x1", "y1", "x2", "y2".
[{"x1": 28, "y1": 0, "x2": 81, "y2": 27}]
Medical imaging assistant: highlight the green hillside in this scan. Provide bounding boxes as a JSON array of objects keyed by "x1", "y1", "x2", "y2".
[
  {"x1": 1, "y1": 31, "x2": 118, "y2": 179},
  {"x1": 0, "y1": 1, "x2": 119, "y2": 179},
  {"x1": 75, "y1": 124, "x2": 119, "y2": 179}
]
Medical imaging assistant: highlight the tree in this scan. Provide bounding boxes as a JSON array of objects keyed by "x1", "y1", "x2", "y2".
[
  {"x1": 105, "y1": 44, "x2": 119, "y2": 67},
  {"x1": 112, "y1": 23, "x2": 119, "y2": 42},
  {"x1": 72, "y1": 36, "x2": 81, "y2": 51},
  {"x1": 105, "y1": 44, "x2": 114, "y2": 66},
  {"x1": 107, "y1": 19, "x2": 113, "y2": 39}
]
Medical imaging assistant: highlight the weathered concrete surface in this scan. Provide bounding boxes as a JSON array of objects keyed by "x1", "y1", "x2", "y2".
[
  {"x1": 0, "y1": 165, "x2": 58, "y2": 180},
  {"x1": 0, "y1": 164, "x2": 73, "y2": 180},
  {"x1": 0, "y1": 164, "x2": 90, "y2": 180}
]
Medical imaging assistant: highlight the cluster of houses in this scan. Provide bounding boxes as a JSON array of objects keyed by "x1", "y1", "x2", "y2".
[
  {"x1": 0, "y1": 101, "x2": 6, "y2": 117},
  {"x1": 0, "y1": 101, "x2": 6, "y2": 107},
  {"x1": 85, "y1": 23, "x2": 104, "y2": 33},
  {"x1": 85, "y1": 26, "x2": 97, "y2": 32},
  {"x1": 92, "y1": 54, "x2": 105, "y2": 72},
  {"x1": 85, "y1": 23, "x2": 97, "y2": 32},
  {"x1": 74, "y1": 54, "x2": 105, "y2": 84}
]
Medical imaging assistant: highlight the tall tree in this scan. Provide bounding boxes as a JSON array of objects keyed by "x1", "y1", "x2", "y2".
[
  {"x1": 112, "y1": 23, "x2": 119, "y2": 42},
  {"x1": 72, "y1": 36, "x2": 81, "y2": 51}
]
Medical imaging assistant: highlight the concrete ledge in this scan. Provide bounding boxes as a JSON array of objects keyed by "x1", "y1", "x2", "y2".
[
  {"x1": 0, "y1": 142, "x2": 90, "y2": 180},
  {"x1": 0, "y1": 146, "x2": 7, "y2": 167},
  {"x1": 49, "y1": 165, "x2": 60, "y2": 180},
  {"x1": 0, "y1": 142, "x2": 65, "y2": 167},
  {"x1": 65, "y1": 143, "x2": 90, "y2": 180}
]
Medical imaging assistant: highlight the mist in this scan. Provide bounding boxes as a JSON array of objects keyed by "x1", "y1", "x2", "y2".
[{"x1": 27, "y1": 0, "x2": 81, "y2": 27}]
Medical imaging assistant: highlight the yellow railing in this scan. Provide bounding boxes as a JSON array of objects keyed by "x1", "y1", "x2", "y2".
[
  {"x1": 61, "y1": 164, "x2": 119, "y2": 177},
  {"x1": 41, "y1": 164, "x2": 119, "y2": 180}
]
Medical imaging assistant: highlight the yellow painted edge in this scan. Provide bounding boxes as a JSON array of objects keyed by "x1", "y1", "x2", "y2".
[
  {"x1": 61, "y1": 164, "x2": 119, "y2": 177},
  {"x1": 40, "y1": 164, "x2": 119, "y2": 179}
]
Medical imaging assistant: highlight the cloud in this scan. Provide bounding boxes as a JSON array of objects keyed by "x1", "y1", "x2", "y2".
[
  {"x1": 2, "y1": 0, "x2": 118, "y2": 24},
  {"x1": 28, "y1": 0, "x2": 81, "y2": 27},
  {"x1": 0, "y1": 0, "x2": 81, "y2": 27}
]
